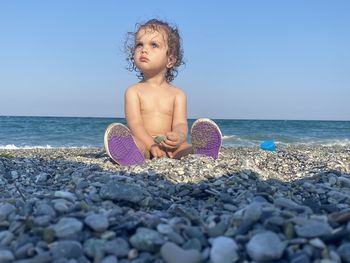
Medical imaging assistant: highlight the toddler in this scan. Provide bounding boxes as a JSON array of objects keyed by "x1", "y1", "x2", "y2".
[{"x1": 104, "y1": 19, "x2": 222, "y2": 166}]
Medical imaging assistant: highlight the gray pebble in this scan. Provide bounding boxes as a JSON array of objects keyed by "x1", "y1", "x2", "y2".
[
  {"x1": 105, "y1": 238, "x2": 129, "y2": 257},
  {"x1": 100, "y1": 182, "x2": 149, "y2": 203},
  {"x1": 15, "y1": 242, "x2": 34, "y2": 259},
  {"x1": 130, "y1": 227, "x2": 165, "y2": 252},
  {"x1": 160, "y1": 242, "x2": 201, "y2": 263},
  {"x1": 246, "y1": 231, "x2": 285, "y2": 261},
  {"x1": 35, "y1": 172, "x2": 48, "y2": 183},
  {"x1": 83, "y1": 238, "x2": 106, "y2": 259},
  {"x1": 157, "y1": 223, "x2": 173, "y2": 234},
  {"x1": 337, "y1": 243, "x2": 350, "y2": 263},
  {"x1": 0, "y1": 203, "x2": 16, "y2": 221},
  {"x1": 84, "y1": 213, "x2": 109, "y2": 232},
  {"x1": 53, "y1": 217, "x2": 83, "y2": 238},
  {"x1": 243, "y1": 202, "x2": 262, "y2": 222},
  {"x1": 0, "y1": 250, "x2": 15, "y2": 263},
  {"x1": 51, "y1": 240, "x2": 83, "y2": 259},
  {"x1": 54, "y1": 191, "x2": 77, "y2": 201},
  {"x1": 0, "y1": 231, "x2": 14, "y2": 246},
  {"x1": 53, "y1": 200, "x2": 70, "y2": 213},
  {"x1": 34, "y1": 215, "x2": 51, "y2": 227},
  {"x1": 207, "y1": 220, "x2": 228, "y2": 237},
  {"x1": 290, "y1": 252, "x2": 310, "y2": 263},
  {"x1": 308, "y1": 238, "x2": 326, "y2": 249},
  {"x1": 183, "y1": 238, "x2": 202, "y2": 251},
  {"x1": 274, "y1": 197, "x2": 309, "y2": 213},
  {"x1": 338, "y1": 176, "x2": 350, "y2": 188},
  {"x1": 295, "y1": 221, "x2": 332, "y2": 238},
  {"x1": 101, "y1": 255, "x2": 118, "y2": 263},
  {"x1": 210, "y1": 236, "x2": 238, "y2": 263},
  {"x1": 35, "y1": 202, "x2": 57, "y2": 218}
]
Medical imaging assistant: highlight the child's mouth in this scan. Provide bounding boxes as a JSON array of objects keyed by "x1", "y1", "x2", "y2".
[{"x1": 140, "y1": 57, "x2": 149, "y2": 62}]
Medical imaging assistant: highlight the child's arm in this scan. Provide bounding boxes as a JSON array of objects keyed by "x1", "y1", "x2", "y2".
[
  {"x1": 161, "y1": 89, "x2": 188, "y2": 149},
  {"x1": 125, "y1": 87, "x2": 166, "y2": 157}
]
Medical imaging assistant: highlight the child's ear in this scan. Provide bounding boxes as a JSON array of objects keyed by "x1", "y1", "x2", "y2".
[{"x1": 166, "y1": 55, "x2": 177, "y2": 69}]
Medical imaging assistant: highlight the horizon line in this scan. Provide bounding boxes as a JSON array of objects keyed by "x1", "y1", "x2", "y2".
[{"x1": 1, "y1": 115, "x2": 349, "y2": 122}]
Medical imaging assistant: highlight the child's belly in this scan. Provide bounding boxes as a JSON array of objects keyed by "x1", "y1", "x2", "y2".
[{"x1": 142, "y1": 113, "x2": 173, "y2": 136}]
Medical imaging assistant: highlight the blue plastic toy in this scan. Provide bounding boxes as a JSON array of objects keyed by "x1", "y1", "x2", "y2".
[{"x1": 260, "y1": 140, "x2": 277, "y2": 151}]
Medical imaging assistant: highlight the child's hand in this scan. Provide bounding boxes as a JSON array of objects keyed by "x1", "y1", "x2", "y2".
[
  {"x1": 161, "y1": 131, "x2": 185, "y2": 150},
  {"x1": 150, "y1": 144, "x2": 167, "y2": 158}
]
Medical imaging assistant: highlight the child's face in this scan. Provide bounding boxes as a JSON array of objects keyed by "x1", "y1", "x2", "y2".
[{"x1": 134, "y1": 26, "x2": 175, "y2": 78}]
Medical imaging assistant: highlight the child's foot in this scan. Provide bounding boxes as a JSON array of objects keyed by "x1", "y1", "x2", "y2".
[
  {"x1": 190, "y1": 118, "x2": 222, "y2": 159},
  {"x1": 104, "y1": 123, "x2": 145, "y2": 166}
]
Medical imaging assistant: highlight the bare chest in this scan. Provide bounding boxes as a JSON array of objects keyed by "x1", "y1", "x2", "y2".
[{"x1": 139, "y1": 91, "x2": 175, "y2": 116}]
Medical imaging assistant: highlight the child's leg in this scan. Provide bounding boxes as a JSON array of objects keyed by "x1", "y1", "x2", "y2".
[
  {"x1": 171, "y1": 142, "x2": 193, "y2": 159},
  {"x1": 133, "y1": 136, "x2": 151, "y2": 159},
  {"x1": 104, "y1": 123, "x2": 147, "y2": 166},
  {"x1": 190, "y1": 118, "x2": 222, "y2": 159}
]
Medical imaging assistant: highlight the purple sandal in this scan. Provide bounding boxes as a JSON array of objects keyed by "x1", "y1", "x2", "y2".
[
  {"x1": 190, "y1": 118, "x2": 222, "y2": 159},
  {"x1": 104, "y1": 123, "x2": 145, "y2": 166}
]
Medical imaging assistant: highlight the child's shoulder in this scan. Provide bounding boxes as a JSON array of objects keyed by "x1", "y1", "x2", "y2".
[
  {"x1": 126, "y1": 83, "x2": 143, "y2": 91},
  {"x1": 168, "y1": 83, "x2": 186, "y2": 96},
  {"x1": 124, "y1": 83, "x2": 144, "y2": 96}
]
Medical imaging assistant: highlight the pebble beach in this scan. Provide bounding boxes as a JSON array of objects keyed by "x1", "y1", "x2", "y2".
[{"x1": 1, "y1": 146, "x2": 350, "y2": 263}]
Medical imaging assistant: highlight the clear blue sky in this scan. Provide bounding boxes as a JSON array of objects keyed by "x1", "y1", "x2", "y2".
[{"x1": 1, "y1": 0, "x2": 349, "y2": 120}]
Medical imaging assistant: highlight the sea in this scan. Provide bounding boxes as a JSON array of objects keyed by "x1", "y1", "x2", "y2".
[{"x1": 0, "y1": 116, "x2": 349, "y2": 149}]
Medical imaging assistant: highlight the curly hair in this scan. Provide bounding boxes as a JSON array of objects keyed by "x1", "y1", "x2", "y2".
[{"x1": 124, "y1": 19, "x2": 184, "y2": 83}]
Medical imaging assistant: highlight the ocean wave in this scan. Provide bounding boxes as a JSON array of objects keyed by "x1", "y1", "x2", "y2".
[
  {"x1": 0, "y1": 144, "x2": 95, "y2": 149},
  {"x1": 222, "y1": 136, "x2": 350, "y2": 147},
  {"x1": 1, "y1": 138, "x2": 349, "y2": 150},
  {"x1": 0, "y1": 144, "x2": 53, "y2": 149},
  {"x1": 294, "y1": 139, "x2": 350, "y2": 147},
  {"x1": 222, "y1": 135, "x2": 237, "y2": 140}
]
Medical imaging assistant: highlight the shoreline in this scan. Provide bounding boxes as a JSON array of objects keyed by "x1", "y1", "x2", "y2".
[{"x1": 1, "y1": 146, "x2": 350, "y2": 262}]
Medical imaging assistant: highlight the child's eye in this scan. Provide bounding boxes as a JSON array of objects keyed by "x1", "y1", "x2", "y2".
[
  {"x1": 135, "y1": 43, "x2": 143, "y2": 48},
  {"x1": 151, "y1": 42, "x2": 159, "y2": 48}
]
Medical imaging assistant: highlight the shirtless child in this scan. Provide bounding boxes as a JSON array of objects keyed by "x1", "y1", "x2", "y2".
[{"x1": 104, "y1": 19, "x2": 222, "y2": 166}]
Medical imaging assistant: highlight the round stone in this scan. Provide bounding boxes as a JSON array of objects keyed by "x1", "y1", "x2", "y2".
[
  {"x1": 51, "y1": 240, "x2": 83, "y2": 259},
  {"x1": 246, "y1": 231, "x2": 285, "y2": 261},
  {"x1": 337, "y1": 243, "x2": 350, "y2": 263},
  {"x1": 0, "y1": 231, "x2": 14, "y2": 246},
  {"x1": 84, "y1": 213, "x2": 109, "y2": 232},
  {"x1": 0, "y1": 250, "x2": 14, "y2": 262},
  {"x1": 157, "y1": 223, "x2": 173, "y2": 234},
  {"x1": 160, "y1": 242, "x2": 201, "y2": 263},
  {"x1": 99, "y1": 182, "x2": 149, "y2": 204},
  {"x1": 83, "y1": 238, "x2": 106, "y2": 258},
  {"x1": 295, "y1": 222, "x2": 332, "y2": 238},
  {"x1": 129, "y1": 227, "x2": 165, "y2": 252},
  {"x1": 0, "y1": 203, "x2": 16, "y2": 221},
  {"x1": 54, "y1": 190, "x2": 77, "y2": 201},
  {"x1": 210, "y1": 236, "x2": 238, "y2": 263},
  {"x1": 53, "y1": 217, "x2": 83, "y2": 238},
  {"x1": 101, "y1": 255, "x2": 118, "y2": 263},
  {"x1": 105, "y1": 238, "x2": 129, "y2": 257}
]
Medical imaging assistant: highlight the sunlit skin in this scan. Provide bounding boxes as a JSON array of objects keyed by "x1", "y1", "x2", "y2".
[{"x1": 125, "y1": 27, "x2": 193, "y2": 159}]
